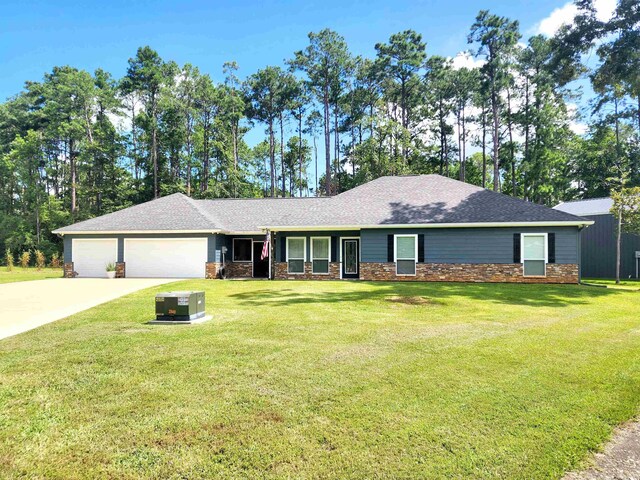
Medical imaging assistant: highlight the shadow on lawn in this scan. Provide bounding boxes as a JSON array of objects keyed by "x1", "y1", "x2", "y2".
[{"x1": 229, "y1": 282, "x2": 620, "y2": 309}]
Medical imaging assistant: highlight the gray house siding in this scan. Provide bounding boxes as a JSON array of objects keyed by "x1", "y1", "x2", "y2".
[
  {"x1": 360, "y1": 226, "x2": 580, "y2": 264},
  {"x1": 274, "y1": 231, "x2": 360, "y2": 261},
  {"x1": 64, "y1": 233, "x2": 218, "y2": 264},
  {"x1": 581, "y1": 214, "x2": 640, "y2": 278}
]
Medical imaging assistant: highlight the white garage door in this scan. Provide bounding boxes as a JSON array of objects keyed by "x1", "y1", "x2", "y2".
[
  {"x1": 72, "y1": 238, "x2": 118, "y2": 278},
  {"x1": 124, "y1": 238, "x2": 207, "y2": 278}
]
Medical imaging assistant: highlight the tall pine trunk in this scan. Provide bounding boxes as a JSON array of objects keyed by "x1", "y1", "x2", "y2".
[
  {"x1": 491, "y1": 83, "x2": 500, "y2": 192},
  {"x1": 280, "y1": 112, "x2": 285, "y2": 197},
  {"x1": 482, "y1": 106, "x2": 487, "y2": 189},
  {"x1": 323, "y1": 85, "x2": 331, "y2": 195},
  {"x1": 298, "y1": 113, "x2": 303, "y2": 197},
  {"x1": 269, "y1": 119, "x2": 275, "y2": 198}
]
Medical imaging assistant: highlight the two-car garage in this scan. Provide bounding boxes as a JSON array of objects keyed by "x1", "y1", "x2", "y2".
[{"x1": 71, "y1": 237, "x2": 208, "y2": 278}]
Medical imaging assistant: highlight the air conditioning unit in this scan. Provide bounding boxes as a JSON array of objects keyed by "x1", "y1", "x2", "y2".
[{"x1": 155, "y1": 291, "x2": 205, "y2": 321}]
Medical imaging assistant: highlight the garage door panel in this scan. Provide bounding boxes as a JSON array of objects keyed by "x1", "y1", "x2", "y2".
[
  {"x1": 72, "y1": 239, "x2": 118, "y2": 278},
  {"x1": 124, "y1": 238, "x2": 207, "y2": 278}
]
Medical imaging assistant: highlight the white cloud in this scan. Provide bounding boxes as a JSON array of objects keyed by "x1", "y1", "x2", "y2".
[
  {"x1": 451, "y1": 51, "x2": 485, "y2": 70},
  {"x1": 567, "y1": 103, "x2": 588, "y2": 135},
  {"x1": 534, "y1": 0, "x2": 616, "y2": 37}
]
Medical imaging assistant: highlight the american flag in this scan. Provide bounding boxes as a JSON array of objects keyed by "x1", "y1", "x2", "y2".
[{"x1": 260, "y1": 230, "x2": 270, "y2": 260}]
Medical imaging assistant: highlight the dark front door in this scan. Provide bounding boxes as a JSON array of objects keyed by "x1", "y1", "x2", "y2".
[
  {"x1": 342, "y1": 238, "x2": 359, "y2": 279},
  {"x1": 253, "y1": 241, "x2": 269, "y2": 278}
]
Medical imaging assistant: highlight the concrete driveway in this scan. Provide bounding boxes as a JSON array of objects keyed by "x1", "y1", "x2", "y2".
[{"x1": 0, "y1": 278, "x2": 178, "y2": 340}]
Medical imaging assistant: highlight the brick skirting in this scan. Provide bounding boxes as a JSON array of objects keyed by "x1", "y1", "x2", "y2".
[
  {"x1": 206, "y1": 262, "x2": 223, "y2": 279},
  {"x1": 359, "y1": 262, "x2": 579, "y2": 284},
  {"x1": 115, "y1": 262, "x2": 126, "y2": 278},
  {"x1": 224, "y1": 262, "x2": 253, "y2": 278},
  {"x1": 274, "y1": 262, "x2": 341, "y2": 280},
  {"x1": 63, "y1": 262, "x2": 76, "y2": 278}
]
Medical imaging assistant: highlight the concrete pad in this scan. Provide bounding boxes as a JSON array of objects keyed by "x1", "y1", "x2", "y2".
[
  {"x1": 147, "y1": 315, "x2": 213, "y2": 325},
  {"x1": 0, "y1": 278, "x2": 179, "y2": 340}
]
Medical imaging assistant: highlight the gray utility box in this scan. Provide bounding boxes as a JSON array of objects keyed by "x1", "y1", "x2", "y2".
[{"x1": 155, "y1": 291, "x2": 205, "y2": 321}]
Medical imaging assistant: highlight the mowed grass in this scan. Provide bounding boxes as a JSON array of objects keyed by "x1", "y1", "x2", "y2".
[
  {"x1": 1, "y1": 281, "x2": 640, "y2": 479},
  {"x1": 583, "y1": 277, "x2": 640, "y2": 290},
  {"x1": 0, "y1": 267, "x2": 62, "y2": 284}
]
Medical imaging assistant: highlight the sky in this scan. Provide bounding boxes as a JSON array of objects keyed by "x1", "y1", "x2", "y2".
[
  {"x1": 0, "y1": 0, "x2": 615, "y2": 101},
  {"x1": 0, "y1": 0, "x2": 616, "y2": 188}
]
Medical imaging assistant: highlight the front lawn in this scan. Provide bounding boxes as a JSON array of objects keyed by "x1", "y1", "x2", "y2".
[
  {"x1": 0, "y1": 267, "x2": 63, "y2": 284},
  {"x1": 1, "y1": 281, "x2": 639, "y2": 479}
]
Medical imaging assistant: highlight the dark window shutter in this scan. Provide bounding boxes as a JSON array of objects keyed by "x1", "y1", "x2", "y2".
[
  {"x1": 280, "y1": 237, "x2": 286, "y2": 262},
  {"x1": 418, "y1": 234, "x2": 425, "y2": 263},
  {"x1": 331, "y1": 236, "x2": 337, "y2": 262},
  {"x1": 387, "y1": 235, "x2": 394, "y2": 262},
  {"x1": 548, "y1": 233, "x2": 556, "y2": 263},
  {"x1": 513, "y1": 233, "x2": 521, "y2": 263}
]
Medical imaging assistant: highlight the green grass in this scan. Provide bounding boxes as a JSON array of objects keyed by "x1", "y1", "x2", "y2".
[
  {"x1": 582, "y1": 277, "x2": 640, "y2": 290},
  {"x1": 1, "y1": 281, "x2": 640, "y2": 479},
  {"x1": 0, "y1": 267, "x2": 63, "y2": 284}
]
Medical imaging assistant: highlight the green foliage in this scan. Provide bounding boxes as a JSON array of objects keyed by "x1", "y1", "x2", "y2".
[
  {"x1": 611, "y1": 186, "x2": 640, "y2": 235},
  {"x1": 105, "y1": 262, "x2": 116, "y2": 272},
  {"x1": 0, "y1": 7, "x2": 639, "y2": 251}
]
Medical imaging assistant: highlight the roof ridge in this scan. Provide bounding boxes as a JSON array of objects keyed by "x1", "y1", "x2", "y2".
[{"x1": 182, "y1": 194, "x2": 222, "y2": 228}]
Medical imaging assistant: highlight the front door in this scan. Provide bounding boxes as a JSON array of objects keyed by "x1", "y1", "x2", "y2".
[
  {"x1": 342, "y1": 238, "x2": 360, "y2": 279},
  {"x1": 253, "y1": 241, "x2": 269, "y2": 278}
]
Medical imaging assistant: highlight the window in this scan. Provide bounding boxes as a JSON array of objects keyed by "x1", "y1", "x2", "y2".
[
  {"x1": 395, "y1": 234, "x2": 417, "y2": 276},
  {"x1": 233, "y1": 238, "x2": 252, "y2": 262},
  {"x1": 522, "y1": 233, "x2": 547, "y2": 276},
  {"x1": 311, "y1": 237, "x2": 330, "y2": 274},
  {"x1": 287, "y1": 237, "x2": 306, "y2": 274}
]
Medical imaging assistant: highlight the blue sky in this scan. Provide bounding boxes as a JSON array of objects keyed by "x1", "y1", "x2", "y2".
[
  {"x1": 2, "y1": 0, "x2": 578, "y2": 101},
  {"x1": 2, "y1": 0, "x2": 609, "y2": 190}
]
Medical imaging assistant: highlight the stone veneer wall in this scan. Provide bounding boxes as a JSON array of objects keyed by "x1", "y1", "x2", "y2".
[
  {"x1": 274, "y1": 262, "x2": 341, "y2": 280},
  {"x1": 63, "y1": 262, "x2": 76, "y2": 278},
  {"x1": 359, "y1": 262, "x2": 579, "y2": 284},
  {"x1": 206, "y1": 262, "x2": 223, "y2": 279},
  {"x1": 115, "y1": 262, "x2": 126, "y2": 278},
  {"x1": 224, "y1": 262, "x2": 253, "y2": 278}
]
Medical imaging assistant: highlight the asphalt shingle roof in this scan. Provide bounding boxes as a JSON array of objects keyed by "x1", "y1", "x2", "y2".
[{"x1": 54, "y1": 175, "x2": 589, "y2": 234}]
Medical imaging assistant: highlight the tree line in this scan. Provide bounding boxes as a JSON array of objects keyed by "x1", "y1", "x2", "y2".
[{"x1": 0, "y1": 0, "x2": 638, "y2": 259}]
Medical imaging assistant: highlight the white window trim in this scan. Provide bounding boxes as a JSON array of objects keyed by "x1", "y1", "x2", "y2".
[
  {"x1": 521, "y1": 232, "x2": 548, "y2": 277},
  {"x1": 310, "y1": 236, "x2": 331, "y2": 275},
  {"x1": 232, "y1": 238, "x2": 253, "y2": 263},
  {"x1": 286, "y1": 237, "x2": 306, "y2": 275},
  {"x1": 394, "y1": 234, "x2": 418, "y2": 276}
]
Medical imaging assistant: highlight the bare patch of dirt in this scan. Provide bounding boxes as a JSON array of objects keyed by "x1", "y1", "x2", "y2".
[
  {"x1": 385, "y1": 295, "x2": 441, "y2": 306},
  {"x1": 564, "y1": 419, "x2": 640, "y2": 480}
]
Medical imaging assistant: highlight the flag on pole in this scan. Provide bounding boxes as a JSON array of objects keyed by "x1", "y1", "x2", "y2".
[{"x1": 261, "y1": 230, "x2": 270, "y2": 260}]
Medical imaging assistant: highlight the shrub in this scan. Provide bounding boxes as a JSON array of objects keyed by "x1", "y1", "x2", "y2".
[
  {"x1": 35, "y1": 250, "x2": 46, "y2": 270},
  {"x1": 20, "y1": 251, "x2": 31, "y2": 269},
  {"x1": 50, "y1": 253, "x2": 61, "y2": 269},
  {"x1": 5, "y1": 248, "x2": 13, "y2": 271},
  {"x1": 105, "y1": 262, "x2": 116, "y2": 272}
]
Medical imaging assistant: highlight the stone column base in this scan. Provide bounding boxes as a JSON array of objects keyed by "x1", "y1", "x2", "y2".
[
  {"x1": 206, "y1": 262, "x2": 223, "y2": 279},
  {"x1": 63, "y1": 262, "x2": 76, "y2": 278},
  {"x1": 115, "y1": 262, "x2": 126, "y2": 278}
]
